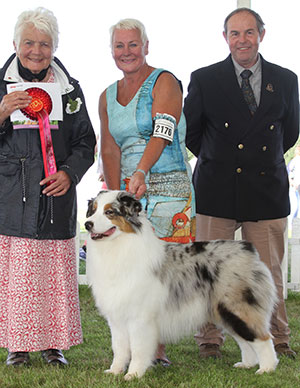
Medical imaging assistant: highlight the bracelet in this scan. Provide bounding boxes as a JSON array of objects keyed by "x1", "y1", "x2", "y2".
[{"x1": 134, "y1": 168, "x2": 147, "y2": 178}]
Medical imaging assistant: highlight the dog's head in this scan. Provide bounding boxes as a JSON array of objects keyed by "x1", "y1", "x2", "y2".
[{"x1": 85, "y1": 190, "x2": 143, "y2": 241}]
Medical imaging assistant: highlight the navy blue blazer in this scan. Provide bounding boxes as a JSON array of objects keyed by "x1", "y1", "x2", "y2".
[{"x1": 184, "y1": 55, "x2": 299, "y2": 221}]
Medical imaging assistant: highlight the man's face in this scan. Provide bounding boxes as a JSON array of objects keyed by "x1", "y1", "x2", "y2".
[{"x1": 223, "y1": 11, "x2": 265, "y2": 68}]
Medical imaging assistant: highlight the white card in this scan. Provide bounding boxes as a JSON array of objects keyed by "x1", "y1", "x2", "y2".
[{"x1": 6, "y1": 82, "x2": 63, "y2": 121}]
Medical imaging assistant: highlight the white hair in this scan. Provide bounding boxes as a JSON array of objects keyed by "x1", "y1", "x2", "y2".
[
  {"x1": 14, "y1": 7, "x2": 59, "y2": 52},
  {"x1": 109, "y1": 18, "x2": 148, "y2": 48}
]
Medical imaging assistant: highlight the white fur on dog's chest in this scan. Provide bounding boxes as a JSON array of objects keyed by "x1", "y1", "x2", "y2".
[{"x1": 87, "y1": 236, "x2": 163, "y2": 317}]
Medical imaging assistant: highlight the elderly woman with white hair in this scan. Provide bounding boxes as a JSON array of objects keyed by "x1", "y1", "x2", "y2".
[
  {"x1": 0, "y1": 7, "x2": 96, "y2": 366},
  {"x1": 99, "y1": 18, "x2": 196, "y2": 366}
]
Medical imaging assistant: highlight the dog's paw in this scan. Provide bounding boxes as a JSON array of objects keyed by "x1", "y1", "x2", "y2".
[
  {"x1": 124, "y1": 372, "x2": 138, "y2": 381},
  {"x1": 234, "y1": 362, "x2": 253, "y2": 369},
  {"x1": 255, "y1": 358, "x2": 278, "y2": 374},
  {"x1": 104, "y1": 368, "x2": 123, "y2": 375},
  {"x1": 255, "y1": 367, "x2": 274, "y2": 374},
  {"x1": 255, "y1": 363, "x2": 278, "y2": 374}
]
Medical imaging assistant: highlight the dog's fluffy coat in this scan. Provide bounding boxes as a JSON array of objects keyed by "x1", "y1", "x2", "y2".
[{"x1": 85, "y1": 190, "x2": 278, "y2": 380}]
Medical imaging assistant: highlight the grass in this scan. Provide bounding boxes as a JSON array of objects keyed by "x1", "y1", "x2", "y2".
[{"x1": 0, "y1": 286, "x2": 299, "y2": 388}]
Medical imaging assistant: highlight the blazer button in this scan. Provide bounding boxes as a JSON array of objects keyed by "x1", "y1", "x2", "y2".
[
  {"x1": 238, "y1": 144, "x2": 244, "y2": 150},
  {"x1": 236, "y1": 167, "x2": 242, "y2": 173},
  {"x1": 262, "y1": 146, "x2": 267, "y2": 151},
  {"x1": 269, "y1": 124, "x2": 275, "y2": 130},
  {"x1": 224, "y1": 122, "x2": 229, "y2": 128},
  {"x1": 260, "y1": 171, "x2": 266, "y2": 175}
]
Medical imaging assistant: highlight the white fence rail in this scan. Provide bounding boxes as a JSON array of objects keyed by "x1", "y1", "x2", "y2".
[
  {"x1": 75, "y1": 222, "x2": 88, "y2": 285},
  {"x1": 287, "y1": 218, "x2": 300, "y2": 294},
  {"x1": 76, "y1": 220, "x2": 300, "y2": 298}
]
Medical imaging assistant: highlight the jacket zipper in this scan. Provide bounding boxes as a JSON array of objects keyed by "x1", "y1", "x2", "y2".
[
  {"x1": 20, "y1": 157, "x2": 26, "y2": 202},
  {"x1": 50, "y1": 196, "x2": 54, "y2": 224}
]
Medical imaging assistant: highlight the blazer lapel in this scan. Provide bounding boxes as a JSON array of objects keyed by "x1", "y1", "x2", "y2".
[
  {"x1": 256, "y1": 58, "x2": 276, "y2": 118},
  {"x1": 215, "y1": 56, "x2": 254, "y2": 120},
  {"x1": 245, "y1": 57, "x2": 277, "y2": 133}
]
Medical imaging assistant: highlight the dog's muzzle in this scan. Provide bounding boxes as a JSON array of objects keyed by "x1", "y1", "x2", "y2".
[
  {"x1": 85, "y1": 221, "x2": 94, "y2": 231},
  {"x1": 85, "y1": 221, "x2": 116, "y2": 240}
]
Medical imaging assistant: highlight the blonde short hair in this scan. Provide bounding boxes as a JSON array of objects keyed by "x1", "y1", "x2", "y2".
[{"x1": 109, "y1": 18, "x2": 148, "y2": 48}]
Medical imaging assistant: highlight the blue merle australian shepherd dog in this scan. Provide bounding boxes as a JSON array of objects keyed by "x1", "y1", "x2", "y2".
[{"x1": 85, "y1": 190, "x2": 278, "y2": 380}]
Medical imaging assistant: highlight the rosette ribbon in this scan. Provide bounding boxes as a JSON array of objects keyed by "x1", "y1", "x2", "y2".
[{"x1": 21, "y1": 88, "x2": 56, "y2": 183}]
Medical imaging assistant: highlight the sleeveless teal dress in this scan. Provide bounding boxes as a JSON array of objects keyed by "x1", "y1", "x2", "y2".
[{"x1": 106, "y1": 68, "x2": 195, "y2": 242}]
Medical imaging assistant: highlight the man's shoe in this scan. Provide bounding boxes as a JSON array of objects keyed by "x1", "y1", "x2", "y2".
[
  {"x1": 41, "y1": 349, "x2": 68, "y2": 366},
  {"x1": 198, "y1": 344, "x2": 222, "y2": 359},
  {"x1": 6, "y1": 351, "x2": 30, "y2": 366},
  {"x1": 275, "y1": 344, "x2": 296, "y2": 359}
]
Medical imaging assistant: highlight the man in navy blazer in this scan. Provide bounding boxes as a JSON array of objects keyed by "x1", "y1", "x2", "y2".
[{"x1": 184, "y1": 7, "x2": 299, "y2": 359}]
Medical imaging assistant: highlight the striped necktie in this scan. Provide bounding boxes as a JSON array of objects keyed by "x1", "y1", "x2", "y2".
[{"x1": 240, "y1": 70, "x2": 257, "y2": 115}]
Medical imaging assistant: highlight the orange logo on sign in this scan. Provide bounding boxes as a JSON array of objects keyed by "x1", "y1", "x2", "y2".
[{"x1": 30, "y1": 98, "x2": 44, "y2": 112}]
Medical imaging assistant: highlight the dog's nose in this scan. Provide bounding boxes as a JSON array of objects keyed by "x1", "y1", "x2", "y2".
[{"x1": 85, "y1": 221, "x2": 94, "y2": 231}]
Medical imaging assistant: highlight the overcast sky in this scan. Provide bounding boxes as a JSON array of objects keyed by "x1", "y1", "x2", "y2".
[{"x1": 1, "y1": 0, "x2": 299, "y2": 217}]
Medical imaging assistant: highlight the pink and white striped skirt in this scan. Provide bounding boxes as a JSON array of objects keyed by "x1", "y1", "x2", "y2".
[{"x1": 0, "y1": 235, "x2": 82, "y2": 352}]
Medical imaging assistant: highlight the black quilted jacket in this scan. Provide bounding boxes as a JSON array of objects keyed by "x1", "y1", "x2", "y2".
[{"x1": 0, "y1": 54, "x2": 96, "y2": 239}]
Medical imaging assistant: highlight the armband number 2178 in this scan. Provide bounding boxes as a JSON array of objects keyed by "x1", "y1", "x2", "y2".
[{"x1": 152, "y1": 118, "x2": 175, "y2": 142}]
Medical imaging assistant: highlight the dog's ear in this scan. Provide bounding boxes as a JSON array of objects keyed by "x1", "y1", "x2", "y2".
[
  {"x1": 116, "y1": 192, "x2": 143, "y2": 229},
  {"x1": 117, "y1": 192, "x2": 143, "y2": 217},
  {"x1": 86, "y1": 198, "x2": 97, "y2": 218},
  {"x1": 97, "y1": 189, "x2": 108, "y2": 196}
]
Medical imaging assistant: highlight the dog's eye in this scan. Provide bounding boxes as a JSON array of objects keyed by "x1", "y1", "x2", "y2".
[{"x1": 104, "y1": 209, "x2": 114, "y2": 217}]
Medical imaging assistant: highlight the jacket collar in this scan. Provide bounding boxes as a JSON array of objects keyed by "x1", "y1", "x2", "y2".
[
  {"x1": 215, "y1": 55, "x2": 251, "y2": 119},
  {"x1": 216, "y1": 55, "x2": 276, "y2": 121},
  {"x1": 2, "y1": 54, "x2": 74, "y2": 95},
  {"x1": 211, "y1": 54, "x2": 278, "y2": 140}
]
